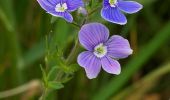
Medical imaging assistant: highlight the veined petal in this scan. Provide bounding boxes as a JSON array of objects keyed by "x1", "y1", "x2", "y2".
[
  {"x1": 66, "y1": 0, "x2": 84, "y2": 11},
  {"x1": 103, "y1": 0, "x2": 110, "y2": 7},
  {"x1": 77, "y1": 51, "x2": 101, "y2": 79},
  {"x1": 101, "y1": 7, "x2": 127, "y2": 25},
  {"x1": 79, "y1": 23, "x2": 109, "y2": 51},
  {"x1": 49, "y1": 0, "x2": 60, "y2": 5},
  {"x1": 63, "y1": 12, "x2": 73, "y2": 22},
  {"x1": 37, "y1": 0, "x2": 55, "y2": 12},
  {"x1": 45, "y1": 0, "x2": 60, "y2": 5},
  {"x1": 48, "y1": 11, "x2": 73, "y2": 22},
  {"x1": 105, "y1": 35, "x2": 133, "y2": 59},
  {"x1": 117, "y1": 1, "x2": 143, "y2": 14},
  {"x1": 101, "y1": 56, "x2": 121, "y2": 75}
]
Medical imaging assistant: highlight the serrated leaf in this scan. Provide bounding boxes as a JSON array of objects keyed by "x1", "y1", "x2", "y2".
[{"x1": 48, "y1": 82, "x2": 64, "y2": 90}]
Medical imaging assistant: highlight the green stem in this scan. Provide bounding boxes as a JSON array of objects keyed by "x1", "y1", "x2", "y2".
[
  {"x1": 39, "y1": 5, "x2": 101, "y2": 99},
  {"x1": 65, "y1": 2, "x2": 104, "y2": 65},
  {"x1": 39, "y1": 18, "x2": 84, "y2": 100},
  {"x1": 39, "y1": 87, "x2": 48, "y2": 100},
  {"x1": 88, "y1": 6, "x2": 102, "y2": 16},
  {"x1": 66, "y1": 39, "x2": 80, "y2": 65},
  {"x1": 72, "y1": 21, "x2": 81, "y2": 28},
  {"x1": 39, "y1": 70, "x2": 63, "y2": 100}
]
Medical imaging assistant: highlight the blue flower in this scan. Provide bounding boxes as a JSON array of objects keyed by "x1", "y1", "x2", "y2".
[
  {"x1": 101, "y1": 0, "x2": 143, "y2": 25},
  {"x1": 78, "y1": 23, "x2": 133, "y2": 79},
  {"x1": 37, "y1": 0, "x2": 84, "y2": 22}
]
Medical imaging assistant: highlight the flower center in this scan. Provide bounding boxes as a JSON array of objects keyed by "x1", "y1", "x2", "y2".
[
  {"x1": 94, "y1": 43, "x2": 107, "y2": 58},
  {"x1": 109, "y1": 0, "x2": 117, "y2": 7},
  {"x1": 55, "y1": 3, "x2": 67, "y2": 12}
]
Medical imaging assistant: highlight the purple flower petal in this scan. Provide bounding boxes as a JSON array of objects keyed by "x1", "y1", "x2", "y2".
[
  {"x1": 47, "y1": 0, "x2": 59, "y2": 5},
  {"x1": 37, "y1": 0, "x2": 55, "y2": 12},
  {"x1": 79, "y1": 23, "x2": 109, "y2": 51},
  {"x1": 117, "y1": 1, "x2": 143, "y2": 14},
  {"x1": 66, "y1": 0, "x2": 84, "y2": 12},
  {"x1": 105, "y1": 35, "x2": 133, "y2": 59},
  {"x1": 103, "y1": 0, "x2": 110, "y2": 8},
  {"x1": 49, "y1": 11, "x2": 73, "y2": 22},
  {"x1": 101, "y1": 7, "x2": 127, "y2": 25},
  {"x1": 62, "y1": 12, "x2": 73, "y2": 22},
  {"x1": 101, "y1": 56, "x2": 121, "y2": 75},
  {"x1": 77, "y1": 51, "x2": 101, "y2": 79}
]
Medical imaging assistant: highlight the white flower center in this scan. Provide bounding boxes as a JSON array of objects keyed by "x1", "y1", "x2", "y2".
[
  {"x1": 55, "y1": 3, "x2": 67, "y2": 12},
  {"x1": 93, "y1": 43, "x2": 107, "y2": 58},
  {"x1": 109, "y1": 0, "x2": 117, "y2": 7}
]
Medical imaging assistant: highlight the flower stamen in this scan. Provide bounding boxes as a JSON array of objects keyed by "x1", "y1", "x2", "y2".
[
  {"x1": 55, "y1": 3, "x2": 68, "y2": 12},
  {"x1": 94, "y1": 43, "x2": 107, "y2": 58},
  {"x1": 109, "y1": 0, "x2": 117, "y2": 7}
]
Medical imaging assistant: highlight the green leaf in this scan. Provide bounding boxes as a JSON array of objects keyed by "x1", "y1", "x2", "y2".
[
  {"x1": 67, "y1": 64, "x2": 80, "y2": 73},
  {"x1": 47, "y1": 66, "x2": 58, "y2": 81},
  {"x1": 61, "y1": 76, "x2": 73, "y2": 83},
  {"x1": 58, "y1": 64, "x2": 80, "y2": 74},
  {"x1": 48, "y1": 82, "x2": 64, "y2": 90},
  {"x1": 40, "y1": 65, "x2": 47, "y2": 84}
]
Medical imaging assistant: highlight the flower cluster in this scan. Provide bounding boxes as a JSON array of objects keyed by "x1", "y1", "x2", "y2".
[{"x1": 37, "y1": 0, "x2": 142, "y2": 79}]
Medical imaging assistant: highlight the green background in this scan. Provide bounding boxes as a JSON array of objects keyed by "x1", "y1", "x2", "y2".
[{"x1": 0, "y1": 0, "x2": 170, "y2": 100}]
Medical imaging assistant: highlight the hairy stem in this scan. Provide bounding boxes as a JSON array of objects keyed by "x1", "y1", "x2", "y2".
[
  {"x1": 39, "y1": 4, "x2": 101, "y2": 99},
  {"x1": 39, "y1": 88, "x2": 48, "y2": 100},
  {"x1": 66, "y1": 39, "x2": 80, "y2": 64},
  {"x1": 72, "y1": 21, "x2": 81, "y2": 28}
]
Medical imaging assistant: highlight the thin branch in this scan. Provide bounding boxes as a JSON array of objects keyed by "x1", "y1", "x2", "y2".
[
  {"x1": 88, "y1": 6, "x2": 102, "y2": 16},
  {"x1": 65, "y1": 6, "x2": 101, "y2": 64},
  {"x1": 66, "y1": 39, "x2": 80, "y2": 64},
  {"x1": 71, "y1": 21, "x2": 81, "y2": 29}
]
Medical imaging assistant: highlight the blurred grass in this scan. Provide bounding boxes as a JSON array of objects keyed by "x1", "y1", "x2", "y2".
[
  {"x1": 113, "y1": 62, "x2": 170, "y2": 100},
  {"x1": 0, "y1": 0, "x2": 170, "y2": 100}
]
